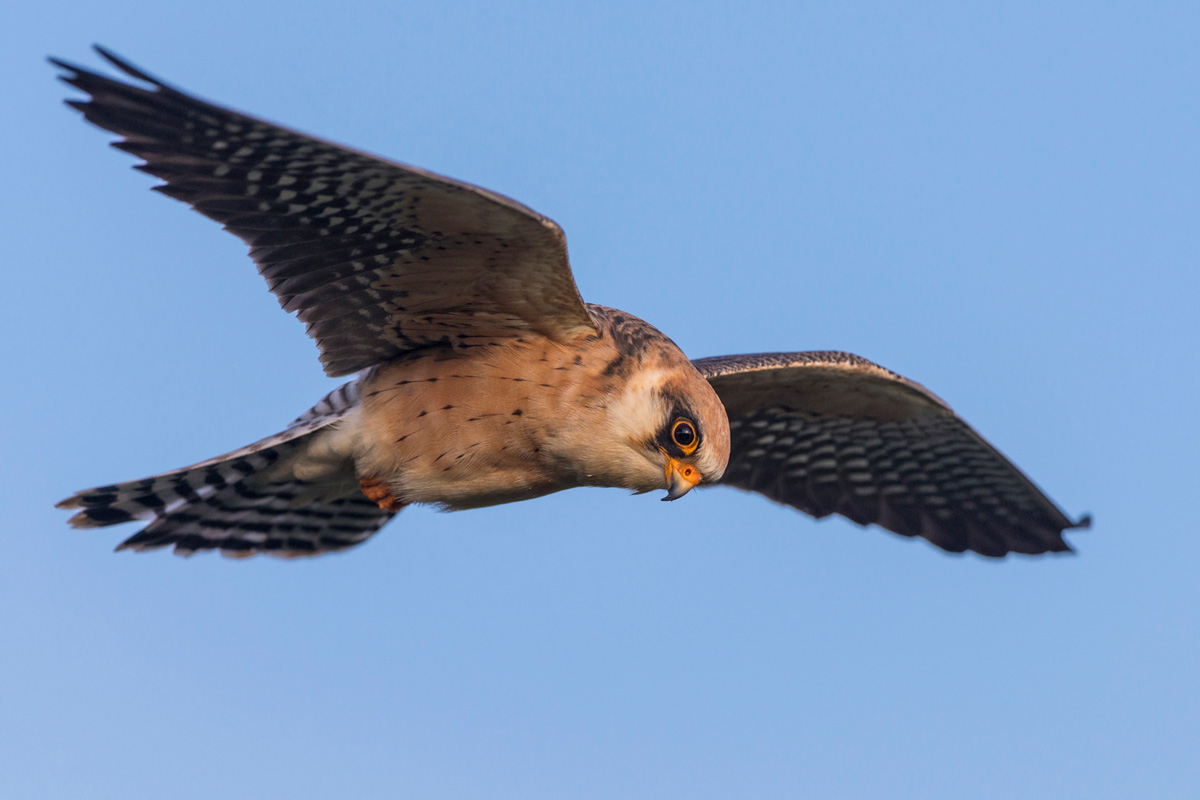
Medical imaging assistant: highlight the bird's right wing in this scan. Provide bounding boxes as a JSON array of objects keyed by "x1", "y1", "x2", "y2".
[
  {"x1": 693, "y1": 352, "x2": 1089, "y2": 557},
  {"x1": 52, "y1": 47, "x2": 598, "y2": 378}
]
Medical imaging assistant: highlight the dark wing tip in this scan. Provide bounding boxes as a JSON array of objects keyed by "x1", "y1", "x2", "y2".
[
  {"x1": 48, "y1": 55, "x2": 92, "y2": 94},
  {"x1": 49, "y1": 45, "x2": 173, "y2": 93},
  {"x1": 91, "y1": 44, "x2": 171, "y2": 88},
  {"x1": 1071, "y1": 513, "x2": 1093, "y2": 530},
  {"x1": 47, "y1": 55, "x2": 80, "y2": 73}
]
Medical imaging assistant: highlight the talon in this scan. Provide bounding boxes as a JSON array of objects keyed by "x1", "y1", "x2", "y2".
[{"x1": 359, "y1": 475, "x2": 406, "y2": 512}]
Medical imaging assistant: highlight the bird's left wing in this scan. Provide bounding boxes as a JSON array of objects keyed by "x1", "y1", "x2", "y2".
[
  {"x1": 693, "y1": 352, "x2": 1090, "y2": 557},
  {"x1": 52, "y1": 47, "x2": 598, "y2": 377}
]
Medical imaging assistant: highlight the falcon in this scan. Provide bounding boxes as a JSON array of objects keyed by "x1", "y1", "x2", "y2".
[{"x1": 53, "y1": 48, "x2": 1089, "y2": 559}]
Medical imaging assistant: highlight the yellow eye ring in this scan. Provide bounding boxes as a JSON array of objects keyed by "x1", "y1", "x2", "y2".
[{"x1": 671, "y1": 419, "x2": 699, "y2": 455}]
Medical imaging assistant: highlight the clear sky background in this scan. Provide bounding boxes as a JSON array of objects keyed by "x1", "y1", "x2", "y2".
[{"x1": 3, "y1": 2, "x2": 1197, "y2": 798}]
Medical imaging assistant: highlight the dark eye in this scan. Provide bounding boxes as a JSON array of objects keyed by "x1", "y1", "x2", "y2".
[{"x1": 671, "y1": 419, "x2": 698, "y2": 453}]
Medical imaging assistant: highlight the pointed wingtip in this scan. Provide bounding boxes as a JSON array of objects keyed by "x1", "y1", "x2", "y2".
[
  {"x1": 91, "y1": 45, "x2": 171, "y2": 89},
  {"x1": 47, "y1": 55, "x2": 78, "y2": 73},
  {"x1": 48, "y1": 46, "x2": 172, "y2": 91},
  {"x1": 1072, "y1": 513, "x2": 1093, "y2": 530},
  {"x1": 48, "y1": 55, "x2": 92, "y2": 89}
]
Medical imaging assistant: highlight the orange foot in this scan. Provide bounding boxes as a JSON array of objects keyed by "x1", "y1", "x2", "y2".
[{"x1": 359, "y1": 475, "x2": 407, "y2": 512}]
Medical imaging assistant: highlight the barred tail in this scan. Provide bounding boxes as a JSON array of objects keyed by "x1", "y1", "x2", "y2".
[
  {"x1": 57, "y1": 380, "x2": 395, "y2": 558},
  {"x1": 107, "y1": 481, "x2": 394, "y2": 558}
]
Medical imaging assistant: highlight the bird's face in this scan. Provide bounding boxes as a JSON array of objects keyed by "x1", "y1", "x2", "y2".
[
  {"x1": 580, "y1": 362, "x2": 730, "y2": 500},
  {"x1": 654, "y1": 408, "x2": 724, "y2": 502}
]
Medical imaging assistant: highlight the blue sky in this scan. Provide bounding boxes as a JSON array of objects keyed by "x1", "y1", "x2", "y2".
[{"x1": 3, "y1": 2, "x2": 1197, "y2": 798}]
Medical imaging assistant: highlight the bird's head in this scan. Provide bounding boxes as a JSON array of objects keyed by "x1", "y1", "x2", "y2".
[
  {"x1": 555, "y1": 305, "x2": 730, "y2": 500},
  {"x1": 648, "y1": 368, "x2": 731, "y2": 501},
  {"x1": 572, "y1": 358, "x2": 730, "y2": 501}
]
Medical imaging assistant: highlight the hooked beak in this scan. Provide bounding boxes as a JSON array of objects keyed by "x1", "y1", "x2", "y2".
[{"x1": 662, "y1": 457, "x2": 702, "y2": 501}]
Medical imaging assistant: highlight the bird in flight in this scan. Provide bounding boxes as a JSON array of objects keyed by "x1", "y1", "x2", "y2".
[{"x1": 53, "y1": 47, "x2": 1088, "y2": 559}]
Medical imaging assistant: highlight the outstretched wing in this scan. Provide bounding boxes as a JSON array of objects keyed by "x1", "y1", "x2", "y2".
[
  {"x1": 694, "y1": 352, "x2": 1089, "y2": 557},
  {"x1": 52, "y1": 47, "x2": 597, "y2": 377}
]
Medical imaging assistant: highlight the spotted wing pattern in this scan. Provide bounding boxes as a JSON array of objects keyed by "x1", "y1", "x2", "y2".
[
  {"x1": 57, "y1": 381, "x2": 393, "y2": 557},
  {"x1": 52, "y1": 47, "x2": 597, "y2": 377},
  {"x1": 694, "y1": 352, "x2": 1089, "y2": 556}
]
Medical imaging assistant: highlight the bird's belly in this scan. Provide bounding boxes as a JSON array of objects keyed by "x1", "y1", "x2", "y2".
[{"x1": 354, "y1": 345, "x2": 582, "y2": 509}]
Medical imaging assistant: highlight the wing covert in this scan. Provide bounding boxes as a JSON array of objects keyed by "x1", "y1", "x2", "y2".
[
  {"x1": 694, "y1": 352, "x2": 1089, "y2": 557},
  {"x1": 52, "y1": 47, "x2": 597, "y2": 377}
]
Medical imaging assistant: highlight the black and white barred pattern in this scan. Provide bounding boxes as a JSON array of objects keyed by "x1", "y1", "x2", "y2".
[{"x1": 57, "y1": 380, "x2": 394, "y2": 557}]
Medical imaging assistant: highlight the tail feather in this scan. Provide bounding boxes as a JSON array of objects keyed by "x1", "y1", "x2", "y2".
[
  {"x1": 56, "y1": 446, "x2": 289, "y2": 528},
  {"x1": 116, "y1": 486, "x2": 393, "y2": 558},
  {"x1": 58, "y1": 379, "x2": 394, "y2": 558}
]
